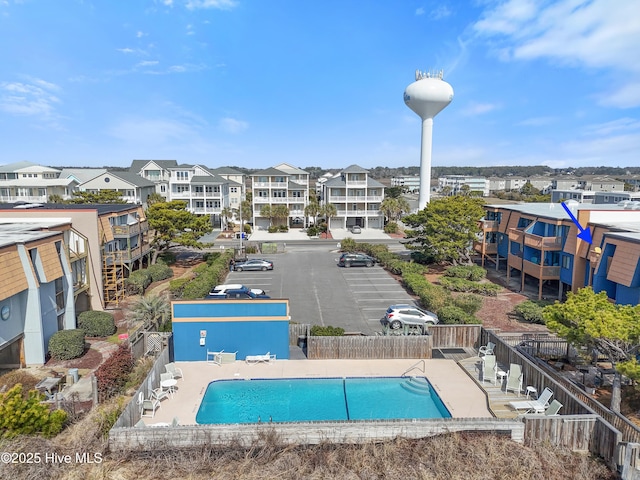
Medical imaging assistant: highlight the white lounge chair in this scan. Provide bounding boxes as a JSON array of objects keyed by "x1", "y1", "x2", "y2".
[
  {"x1": 151, "y1": 387, "x2": 170, "y2": 402},
  {"x1": 510, "y1": 387, "x2": 553, "y2": 413},
  {"x1": 137, "y1": 391, "x2": 160, "y2": 418},
  {"x1": 505, "y1": 363, "x2": 523, "y2": 396},
  {"x1": 481, "y1": 355, "x2": 497, "y2": 385},
  {"x1": 165, "y1": 362, "x2": 184, "y2": 380},
  {"x1": 544, "y1": 400, "x2": 563, "y2": 416},
  {"x1": 207, "y1": 350, "x2": 223, "y2": 364},
  {"x1": 478, "y1": 341, "x2": 495, "y2": 358},
  {"x1": 245, "y1": 352, "x2": 276, "y2": 364}
]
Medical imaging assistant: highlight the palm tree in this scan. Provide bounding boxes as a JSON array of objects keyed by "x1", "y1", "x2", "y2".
[
  {"x1": 260, "y1": 205, "x2": 273, "y2": 226},
  {"x1": 128, "y1": 294, "x2": 171, "y2": 331},
  {"x1": 272, "y1": 205, "x2": 290, "y2": 227},
  {"x1": 220, "y1": 206, "x2": 233, "y2": 230},
  {"x1": 304, "y1": 199, "x2": 320, "y2": 227},
  {"x1": 320, "y1": 203, "x2": 337, "y2": 238}
]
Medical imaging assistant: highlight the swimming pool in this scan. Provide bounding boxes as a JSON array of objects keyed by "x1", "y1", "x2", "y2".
[{"x1": 196, "y1": 376, "x2": 451, "y2": 424}]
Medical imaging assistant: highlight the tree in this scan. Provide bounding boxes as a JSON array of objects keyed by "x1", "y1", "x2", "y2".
[
  {"x1": 48, "y1": 194, "x2": 66, "y2": 203},
  {"x1": 402, "y1": 196, "x2": 485, "y2": 265},
  {"x1": 271, "y1": 205, "x2": 290, "y2": 226},
  {"x1": 543, "y1": 287, "x2": 640, "y2": 413},
  {"x1": 304, "y1": 199, "x2": 320, "y2": 227},
  {"x1": 319, "y1": 203, "x2": 337, "y2": 238},
  {"x1": 146, "y1": 192, "x2": 166, "y2": 206},
  {"x1": 69, "y1": 190, "x2": 128, "y2": 204},
  {"x1": 380, "y1": 197, "x2": 411, "y2": 222},
  {"x1": 260, "y1": 205, "x2": 273, "y2": 226},
  {"x1": 128, "y1": 294, "x2": 171, "y2": 331},
  {"x1": 146, "y1": 200, "x2": 213, "y2": 264},
  {"x1": 220, "y1": 206, "x2": 234, "y2": 230},
  {"x1": 385, "y1": 186, "x2": 404, "y2": 199}
]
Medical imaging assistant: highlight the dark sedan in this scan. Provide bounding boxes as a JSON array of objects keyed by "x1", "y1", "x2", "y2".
[
  {"x1": 337, "y1": 252, "x2": 375, "y2": 268},
  {"x1": 234, "y1": 259, "x2": 274, "y2": 271}
]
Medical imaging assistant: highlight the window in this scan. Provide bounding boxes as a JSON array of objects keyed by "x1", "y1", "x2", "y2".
[
  {"x1": 160, "y1": 185, "x2": 166, "y2": 193},
  {"x1": 195, "y1": 201, "x2": 204, "y2": 208},
  {"x1": 230, "y1": 187, "x2": 238, "y2": 193},
  {"x1": 561, "y1": 255, "x2": 571, "y2": 269},
  {"x1": 176, "y1": 171, "x2": 189, "y2": 181},
  {"x1": 175, "y1": 185, "x2": 189, "y2": 193},
  {"x1": 55, "y1": 277, "x2": 65, "y2": 311},
  {"x1": 194, "y1": 186, "x2": 204, "y2": 194}
]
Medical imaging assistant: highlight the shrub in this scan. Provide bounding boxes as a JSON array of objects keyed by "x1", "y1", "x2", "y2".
[
  {"x1": 402, "y1": 272, "x2": 451, "y2": 315},
  {"x1": 77, "y1": 310, "x2": 116, "y2": 337},
  {"x1": 203, "y1": 251, "x2": 221, "y2": 264},
  {"x1": 438, "y1": 305, "x2": 481, "y2": 325},
  {"x1": 268, "y1": 225, "x2": 278, "y2": 233},
  {"x1": 278, "y1": 225, "x2": 289, "y2": 232},
  {"x1": 157, "y1": 251, "x2": 176, "y2": 265},
  {"x1": 452, "y1": 294, "x2": 483, "y2": 315},
  {"x1": 125, "y1": 269, "x2": 153, "y2": 295},
  {"x1": 307, "y1": 225, "x2": 319, "y2": 237},
  {"x1": 310, "y1": 325, "x2": 345, "y2": 336},
  {"x1": 439, "y1": 277, "x2": 500, "y2": 296},
  {"x1": 514, "y1": 300, "x2": 551, "y2": 324},
  {"x1": 410, "y1": 250, "x2": 436, "y2": 265},
  {"x1": 384, "y1": 222, "x2": 398, "y2": 234},
  {"x1": 147, "y1": 263, "x2": 174, "y2": 282},
  {"x1": 0, "y1": 384, "x2": 67, "y2": 438},
  {"x1": 48, "y1": 329, "x2": 85, "y2": 360},
  {"x1": 95, "y1": 343, "x2": 134, "y2": 401},
  {"x1": 169, "y1": 277, "x2": 191, "y2": 298},
  {"x1": 243, "y1": 223, "x2": 252, "y2": 234},
  {"x1": 445, "y1": 265, "x2": 486, "y2": 281},
  {"x1": 0, "y1": 370, "x2": 40, "y2": 394},
  {"x1": 340, "y1": 237, "x2": 357, "y2": 252}
]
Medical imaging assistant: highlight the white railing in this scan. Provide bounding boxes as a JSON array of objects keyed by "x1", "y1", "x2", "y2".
[{"x1": 253, "y1": 182, "x2": 288, "y2": 188}]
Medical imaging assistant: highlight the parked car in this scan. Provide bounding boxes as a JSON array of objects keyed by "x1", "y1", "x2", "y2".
[
  {"x1": 337, "y1": 252, "x2": 375, "y2": 268},
  {"x1": 223, "y1": 289, "x2": 271, "y2": 299},
  {"x1": 384, "y1": 304, "x2": 439, "y2": 330},
  {"x1": 207, "y1": 284, "x2": 267, "y2": 297},
  {"x1": 234, "y1": 259, "x2": 274, "y2": 271},
  {"x1": 350, "y1": 225, "x2": 362, "y2": 234}
]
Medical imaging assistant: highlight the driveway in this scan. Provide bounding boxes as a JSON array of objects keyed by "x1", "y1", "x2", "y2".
[{"x1": 225, "y1": 243, "x2": 415, "y2": 335}]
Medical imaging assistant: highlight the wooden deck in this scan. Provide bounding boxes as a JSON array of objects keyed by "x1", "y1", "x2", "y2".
[{"x1": 458, "y1": 355, "x2": 530, "y2": 419}]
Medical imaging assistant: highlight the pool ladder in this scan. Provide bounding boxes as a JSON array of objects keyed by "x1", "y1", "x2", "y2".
[{"x1": 401, "y1": 359, "x2": 426, "y2": 378}]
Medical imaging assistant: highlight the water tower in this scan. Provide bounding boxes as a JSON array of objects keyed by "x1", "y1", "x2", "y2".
[{"x1": 404, "y1": 70, "x2": 453, "y2": 209}]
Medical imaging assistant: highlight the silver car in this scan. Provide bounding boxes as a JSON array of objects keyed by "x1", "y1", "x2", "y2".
[{"x1": 384, "y1": 304, "x2": 439, "y2": 330}]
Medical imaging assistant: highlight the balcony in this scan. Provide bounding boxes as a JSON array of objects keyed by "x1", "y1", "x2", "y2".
[
  {"x1": 479, "y1": 220, "x2": 499, "y2": 231},
  {"x1": 473, "y1": 242, "x2": 498, "y2": 254},
  {"x1": 508, "y1": 228, "x2": 524, "y2": 243},
  {"x1": 253, "y1": 182, "x2": 287, "y2": 188},
  {"x1": 112, "y1": 220, "x2": 149, "y2": 238},
  {"x1": 508, "y1": 252, "x2": 523, "y2": 270},
  {"x1": 335, "y1": 209, "x2": 381, "y2": 217},
  {"x1": 524, "y1": 234, "x2": 562, "y2": 250},
  {"x1": 522, "y1": 259, "x2": 560, "y2": 279}
]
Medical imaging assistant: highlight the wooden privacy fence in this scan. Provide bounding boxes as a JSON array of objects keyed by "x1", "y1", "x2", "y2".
[
  {"x1": 289, "y1": 323, "x2": 310, "y2": 346},
  {"x1": 112, "y1": 346, "x2": 171, "y2": 428},
  {"x1": 430, "y1": 324, "x2": 481, "y2": 348},
  {"x1": 307, "y1": 335, "x2": 432, "y2": 359}
]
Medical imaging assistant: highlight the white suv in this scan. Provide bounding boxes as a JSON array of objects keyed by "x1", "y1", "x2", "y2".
[
  {"x1": 384, "y1": 304, "x2": 439, "y2": 330},
  {"x1": 208, "y1": 284, "x2": 266, "y2": 297}
]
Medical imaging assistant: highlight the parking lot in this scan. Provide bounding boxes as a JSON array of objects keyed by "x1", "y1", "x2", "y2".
[{"x1": 226, "y1": 244, "x2": 415, "y2": 334}]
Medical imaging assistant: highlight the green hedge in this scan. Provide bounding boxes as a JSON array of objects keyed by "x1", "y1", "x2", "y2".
[
  {"x1": 310, "y1": 325, "x2": 345, "y2": 336},
  {"x1": 48, "y1": 329, "x2": 85, "y2": 360},
  {"x1": 445, "y1": 265, "x2": 486, "y2": 281},
  {"x1": 147, "y1": 263, "x2": 174, "y2": 282},
  {"x1": 438, "y1": 305, "x2": 481, "y2": 325},
  {"x1": 125, "y1": 270, "x2": 153, "y2": 295},
  {"x1": 384, "y1": 222, "x2": 398, "y2": 234},
  {"x1": 169, "y1": 277, "x2": 191, "y2": 298},
  {"x1": 340, "y1": 237, "x2": 357, "y2": 252},
  {"x1": 77, "y1": 311, "x2": 116, "y2": 337},
  {"x1": 514, "y1": 300, "x2": 551, "y2": 324},
  {"x1": 180, "y1": 250, "x2": 234, "y2": 300},
  {"x1": 452, "y1": 293, "x2": 483, "y2": 315},
  {"x1": 439, "y1": 277, "x2": 500, "y2": 296}
]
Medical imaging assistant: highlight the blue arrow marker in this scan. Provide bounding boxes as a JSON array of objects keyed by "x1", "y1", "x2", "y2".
[{"x1": 561, "y1": 202, "x2": 592, "y2": 244}]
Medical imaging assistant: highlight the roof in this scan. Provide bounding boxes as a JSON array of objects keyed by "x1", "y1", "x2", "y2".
[
  {"x1": 130, "y1": 160, "x2": 178, "y2": 172},
  {"x1": 0, "y1": 223, "x2": 64, "y2": 249},
  {"x1": 82, "y1": 171, "x2": 155, "y2": 188},
  {"x1": 252, "y1": 167, "x2": 289, "y2": 176},
  {"x1": 341, "y1": 164, "x2": 370, "y2": 173},
  {"x1": 0, "y1": 161, "x2": 60, "y2": 173},
  {"x1": 191, "y1": 175, "x2": 226, "y2": 184},
  {"x1": 209, "y1": 166, "x2": 244, "y2": 175},
  {"x1": 0, "y1": 203, "x2": 140, "y2": 215},
  {"x1": 486, "y1": 202, "x2": 640, "y2": 221},
  {"x1": 59, "y1": 168, "x2": 107, "y2": 183}
]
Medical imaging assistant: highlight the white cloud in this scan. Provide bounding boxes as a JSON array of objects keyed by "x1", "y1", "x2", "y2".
[
  {"x1": 516, "y1": 116, "x2": 557, "y2": 127},
  {"x1": 169, "y1": 65, "x2": 186, "y2": 73},
  {"x1": 472, "y1": 0, "x2": 640, "y2": 108},
  {"x1": 460, "y1": 101, "x2": 500, "y2": 116},
  {"x1": 136, "y1": 31, "x2": 145, "y2": 38},
  {"x1": 219, "y1": 117, "x2": 248, "y2": 134},
  {"x1": 185, "y1": 0, "x2": 237, "y2": 10},
  {"x1": 0, "y1": 79, "x2": 61, "y2": 118},
  {"x1": 415, "y1": 7, "x2": 425, "y2": 16},
  {"x1": 430, "y1": 5, "x2": 452, "y2": 20},
  {"x1": 186, "y1": 24, "x2": 195, "y2": 35},
  {"x1": 137, "y1": 60, "x2": 159, "y2": 67}
]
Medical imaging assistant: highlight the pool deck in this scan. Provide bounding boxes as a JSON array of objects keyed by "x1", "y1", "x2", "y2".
[{"x1": 141, "y1": 358, "x2": 493, "y2": 426}]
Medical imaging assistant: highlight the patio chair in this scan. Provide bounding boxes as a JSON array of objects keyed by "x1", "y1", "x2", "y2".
[
  {"x1": 245, "y1": 352, "x2": 276, "y2": 364},
  {"x1": 505, "y1": 363, "x2": 523, "y2": 396},
  {"x1": 544, "y1": 400, "x2": 563, "y2": 416},
  {"x1": 478, "y1": 341, "x2": 495, "y2": 358},
  {"x1": 481, "y1": 355, "x2": 497, "y2": 385},
  {"x1": 207, "y1": 350, "x2": 222, "y2": 364},
  {"x1": 151, "y1": 387, "x2": 170, "y2": 402},
  {"x1": 137, "y1": 392, "x2": 160, "y2": 418},
  {"x1": 165, "y1": 362, "x2": 184, "y2": 380},
  {"x1": 510, "y1": 387, "x2": 553, "y2": 413}
]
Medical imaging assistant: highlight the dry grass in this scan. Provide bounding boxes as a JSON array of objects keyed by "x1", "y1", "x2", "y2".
[
  {"x1": 0, "y1": 430, "x2": 615, "y2": 480},
  {"x1": 0, "y1": 370, "x2": 41, "y2": 393}
]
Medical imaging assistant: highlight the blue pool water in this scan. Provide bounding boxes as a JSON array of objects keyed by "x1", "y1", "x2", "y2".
[{"x1": 195, "y1": 377, "x2": 451, "y2": 424}]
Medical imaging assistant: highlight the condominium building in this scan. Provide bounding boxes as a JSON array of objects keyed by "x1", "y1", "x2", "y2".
[
  {"x1": 129, "y1": 160, "x2": 178, "y2": 198},
  {"x1": 78, "y1": 171, "x2": 156, "y2": 206},
  {"x1": 0, "y1": 161, "x2": 79, "y2": 203},
  {"x1": 438, "y1": 175, "x2": 489, "y2": 197},
  {"x1": 321, "y1": 165, "x2": 385, "y2": 230},
  {"x1": 251, "y1": 163, "x2": 310, "y2": 229},
  {"x1": 0, "y1": 203, "x2": 151, "y2": 308},
  {"x1": 167, "y1": 164, "x2": 230, "y2": 218},
  {"x1": 474, "y1": 202, "x2": 640, "y2": 304},
  {"x1": 0, "y1": 223, "x2": 77, "y2": 366},
  {"x1": 390, "y1": 175, "x2": 421, "y2": 193}
]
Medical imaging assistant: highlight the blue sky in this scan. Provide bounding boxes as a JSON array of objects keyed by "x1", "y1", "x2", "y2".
[{"x1": 0, "y1": 0, "x2": 638, "y2": 170}]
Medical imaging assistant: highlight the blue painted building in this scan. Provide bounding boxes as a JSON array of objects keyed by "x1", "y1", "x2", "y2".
[{"x1": 171, "y1": 299, "x2": 291, "y2": 361}]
